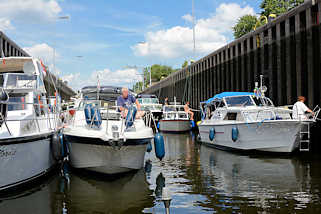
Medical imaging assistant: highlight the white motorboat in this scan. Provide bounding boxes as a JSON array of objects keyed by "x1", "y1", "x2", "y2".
[
  {"x1": 137, "y1": 94, "x2": 163, "y2": 120},
  {"x1": 159, "y1": 103, "x2": 191, "y2": 132},
  {"x1": 198, "y1": 80, "x2": 320, "y2": 153},
  {"x1": 64, "y1": 86, "x2": 154, "y2": 174},
  {"x1": 0, "y1": 57, "x2": 63, "y2": 191}
]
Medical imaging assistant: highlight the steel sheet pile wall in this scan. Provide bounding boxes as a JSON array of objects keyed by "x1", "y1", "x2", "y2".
[
  {"x1": 0, "y1": 31, "x2": 75, "y2": 100},
  {"x1": 144, "y1": 0, "x2": 321, "y2": 111},
  {"x1": 0, "y1": 32, "x2": 29, "y2": 57}
]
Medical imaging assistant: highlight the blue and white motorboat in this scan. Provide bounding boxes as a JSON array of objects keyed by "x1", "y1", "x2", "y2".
[{"x1": 198, "y1": 79, "x2": 320, "y2": 153}]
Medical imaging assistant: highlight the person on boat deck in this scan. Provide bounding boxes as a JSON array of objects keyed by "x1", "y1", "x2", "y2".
[
  {"x1": 184, "y1": 101, "x2": 194, "y2": 120},
  {"x1": 117, "y1": 87, "x2": 142, "y2": 117},
  {"x1": 293, "y1": 96, "x2": 314, "y2": 120},
  {"x1": 164, "y1": 97, "x2": 169, "y2": 105}
]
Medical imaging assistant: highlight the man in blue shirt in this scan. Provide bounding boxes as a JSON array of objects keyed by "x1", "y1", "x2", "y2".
[{"x1": 117, "y1": 87, "x2": 141, "y2": 116}]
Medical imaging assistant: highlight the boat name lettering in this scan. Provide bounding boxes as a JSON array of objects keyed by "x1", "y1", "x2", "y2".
[{"x1": 0, "y1": 147, "x2": 17, "y2": 158}]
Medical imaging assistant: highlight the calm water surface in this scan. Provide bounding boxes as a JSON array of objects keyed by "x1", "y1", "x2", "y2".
[{"x1": 1, "y1": 132, "x2": 321, "y2": 213}]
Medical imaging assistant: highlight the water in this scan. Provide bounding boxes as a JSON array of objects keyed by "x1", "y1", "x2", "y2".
[{"x1": 1, "y1": 132, "x2": 321, "y2": 213}]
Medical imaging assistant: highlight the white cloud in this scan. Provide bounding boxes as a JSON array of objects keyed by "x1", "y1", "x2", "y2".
[
  {"x1": 182, "y1": 14, "x2": 193, "y2": 23},
  {"x1": 0, "y1": 18, "x2": 14, "y2": 30},
  {"x1": 0, "y1": 0, "x2": 62, "y2": 25},
  {"x1": 62, "y1": 68, "x2": 141, "y2": 90},
  {"x1": 132, "y1": 3, "x2": 255, "y2": 58},
  {"x1": 23, "y1": 43, "x2": 58, "y2": 63}
]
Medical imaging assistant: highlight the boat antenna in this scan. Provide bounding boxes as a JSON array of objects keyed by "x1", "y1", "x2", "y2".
[
  {"x1": 97, "y1": 74, "x2": 100, "y2": 100},
  {"x1": 192, "y1": 0, "x2": 196, "y2": 58}
]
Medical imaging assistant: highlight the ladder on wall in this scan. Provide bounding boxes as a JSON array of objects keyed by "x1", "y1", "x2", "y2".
[{"x1": 299, "y1": 122, "x2": 310, "y2": 152}]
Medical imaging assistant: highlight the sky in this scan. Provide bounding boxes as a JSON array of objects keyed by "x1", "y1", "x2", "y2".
[{"x1": 0, "y1": 0, "x2": 261, "y2": 90}]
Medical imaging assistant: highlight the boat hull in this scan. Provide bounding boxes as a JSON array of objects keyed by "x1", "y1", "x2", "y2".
[
  {"x1": 0, "y1": 134, "x2": 56, "y2": 191},
  {"x1": 159, "y1": 120, "x2": 191, "y2": 132},
  {"x1": 199, "y1": 120, "x2": 302, "y2": 153},
  {"x1": 65, "y1": 135, "x2": 150, "y2": 174}
]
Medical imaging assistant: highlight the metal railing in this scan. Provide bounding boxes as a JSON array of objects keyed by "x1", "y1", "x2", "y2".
[{"x1": 0, "y1": 99, "x2": 61, "y2": 136}]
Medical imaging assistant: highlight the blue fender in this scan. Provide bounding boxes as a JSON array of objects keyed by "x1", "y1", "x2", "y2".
[
  {"x1": 90, "y1": 106, "x2": 102, "y2": 128},
  {"x1": 232, "y1": 127, "x2": 239, "y2": 142},
  {"x1": 125, "y1": 106, "x2": 137, "y2": 128},
  {"x1": 154, "y1": 133, "x2": 165, "y2": 160},
  {"x1": 209, "y1": 128, "x2": 215, "y2": 141},
  {"x1": 146, "y1": 141, "x2": 152, "y2": 153},
  {"x1": 84, "y1": 104, "x2": 92, "y2": 125}
]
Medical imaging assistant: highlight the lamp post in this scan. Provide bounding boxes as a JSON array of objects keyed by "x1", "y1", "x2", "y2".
[
  {"x1": 53, "y1": 15, "x2": 70, "y2": 88},
  {"x1": 124, "y1": 65, "x2": 146, "y2": 91}
]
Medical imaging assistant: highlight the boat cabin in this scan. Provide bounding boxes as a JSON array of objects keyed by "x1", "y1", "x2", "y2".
[
  {"x1": 201, "y1": 92, "x2": 292, "y2": 122},
  {"x1": 137, "y1": 94, "x2": 162, "y2": 112},
  {"x1": 162, "y1": 104, "x2": 189, "y2": 120}
]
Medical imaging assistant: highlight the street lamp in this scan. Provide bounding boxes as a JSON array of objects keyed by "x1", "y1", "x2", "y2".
[{"x1": 53, "y1": 15, "x2": 70, "y2": 87}]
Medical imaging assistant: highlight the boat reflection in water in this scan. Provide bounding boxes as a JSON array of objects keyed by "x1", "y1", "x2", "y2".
[
  {"x1": 64, "y1": 169, "x2": 154, "y2": 213},
  {"x1": 0, "y1": 169, "x2": 154, "y2": 214},
  {"x1": 199, "y1": 145, "x2": 319, "y2": 212}
]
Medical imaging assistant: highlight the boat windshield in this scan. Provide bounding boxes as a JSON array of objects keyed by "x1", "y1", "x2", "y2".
[
  {"x1": 4, "y1": 74, "x2": 37, "y2": 89},
  {"x1": 224, "y1": 96, "x2": 255, "y2": 107},
  {"x1": 252, "y1": 96, "x2": 274, "y2": 106},
  {"x1": 138, "y1": 98, "x2": 159, "y2": 104}
]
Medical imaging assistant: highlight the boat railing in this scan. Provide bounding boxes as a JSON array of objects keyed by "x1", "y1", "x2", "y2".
[{"x1": 0, "y1": 99, "x2": 60, "y2": 135}]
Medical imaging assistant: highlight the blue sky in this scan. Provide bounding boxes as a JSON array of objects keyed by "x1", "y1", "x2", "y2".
[{"x1": 0, "y1": 0, "x2": 261, "y2": 90}]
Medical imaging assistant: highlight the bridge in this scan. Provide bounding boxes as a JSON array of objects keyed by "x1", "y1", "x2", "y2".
[
  {"x1": 0, "y1": 31, "x2": 76, "y2": 101},
  {"x1": 143, "y1": 0, "x2": 321, "y2": 113}
]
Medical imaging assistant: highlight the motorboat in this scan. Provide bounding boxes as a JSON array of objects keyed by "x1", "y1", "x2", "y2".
[
  {"x1": 0, "y1": 57, "x2": 63, "y2": 192},
  {"x1": 63, "y1": 86, "x2": 154, "y2": 174},
  {"x1": 158, "y1": 99, "x2": 191, "y2": 132},
  {"x1": 198, "y1": 78, "x2": 320, "y2": 153},
  {"x1": 137, "y1": 94, "x2": 163, "y2": 120}
]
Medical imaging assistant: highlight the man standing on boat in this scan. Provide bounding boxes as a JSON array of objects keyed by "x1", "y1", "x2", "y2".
[
  {"x1": 293, "y1": 96, "x2": 314, "y2": 120},
  {"x1": 117, "y1": 87, "x2": 141, "y2": 117},
  {"x1": 184, "y1": 101, "x2": 194, "y2": 120}
]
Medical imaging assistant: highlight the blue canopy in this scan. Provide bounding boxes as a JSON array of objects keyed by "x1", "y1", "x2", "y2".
[{"x1": 203, "y1": 92, "x2": 255, "y2": 104}]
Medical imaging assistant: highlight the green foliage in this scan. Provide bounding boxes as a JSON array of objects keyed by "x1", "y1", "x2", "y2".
[
  {"x1": 143, "y1": 64, "x2": 176, "y2": 88},
  {"x1": 260, "y1": 0, "x2": 304, "y2": 17},
  {"x1": 233, "y1": 15, "x2": 258, "y2": 39},
  {"x1": 233, "y1": 0, "x2": 304, "y2": 39},
  {"x1": 182, "y1": 60, "x2": 189, "y2": 68}
]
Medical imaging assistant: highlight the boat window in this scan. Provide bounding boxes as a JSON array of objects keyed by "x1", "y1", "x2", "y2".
[
  {"x1": 5, "y1": 74, "x2": 37, "y2": 89},
  {"x1": 224, "y1": 112, "x2": 237, "y2": 120},
  {"x1": 0, "y1": 75, "x2": 4, "y2": 87},
  {"x1": 179, "y1": 113, "x2": 188, "y2": 119},
  {"x1": 139, "y1": 98, "x2": 159, "y2": 104},
  {"x1": 166, "y1": 113, "x2": 176, "y2": 119},
  {"x1": 225, "y1": 96, "x2": 255, "y2": 107},
  {"x1": 8, "y1": 93, "x2": 27, "y2": 111},
  {"x1": 252, "y1": 96, "x2": 274, "y2": 106}
]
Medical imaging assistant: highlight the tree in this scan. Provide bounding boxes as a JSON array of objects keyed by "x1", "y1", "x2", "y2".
[
  {"x1": 182, "y1": 60, "x2": 188, "y2": 68},
  {"x1": 143, "y1": 64, "x2": 176, "y2": 88},
  {"x1": 260, "y1": 0, "x2": 304, "y2": 17},
  {"x1": 233, "y1": 15, "x2": 258, "y2": 39}
]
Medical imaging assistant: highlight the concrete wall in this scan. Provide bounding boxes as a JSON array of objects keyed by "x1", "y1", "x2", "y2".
[{"x1": 143, "y1": 0, "x2": 321, "y2": 112}]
